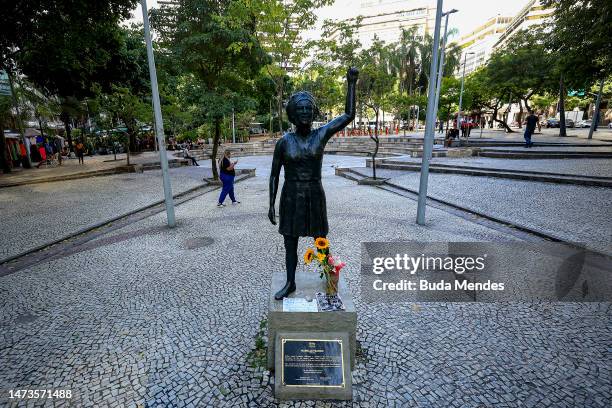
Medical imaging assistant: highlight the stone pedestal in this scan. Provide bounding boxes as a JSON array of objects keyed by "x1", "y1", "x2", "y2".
[{"x1": 267, "y1": 271, "x2": 357, "y2": 371}]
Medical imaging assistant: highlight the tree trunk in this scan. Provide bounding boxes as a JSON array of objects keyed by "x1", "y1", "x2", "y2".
[
  {"x1": 517, "y1": 99, "x2": 523, "y2": 129},
  {"x1": 211, "y1": 118, "x2": 221, "y2": 180},
  {"x1": 491, "y1": 103, "x2": 513, "y2": 132},
  {"x1": 277, "y1": 86, "x2": 284, "y2": 133},
  {"x1": 0, "y1": 117, "x2": 11, "y2": 173},
  {"x1": 129, "y1": 128, "x2": 137, "y2": 153},
  {"x1": 371, "y1": 109, "x2": 379, "y2": 179},
  {"x1": 63, "y1": 115, "x2": 73, "y2": 152},
  {"x1": 558, "y1": 75, "x2": 567, "y2": 137},
  {"x1": 588, "y1": 78, "x2": 604, "y2": 139}
]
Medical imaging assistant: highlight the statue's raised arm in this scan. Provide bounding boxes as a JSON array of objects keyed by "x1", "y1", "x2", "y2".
[{"x1": 321, "y1": 67, "x2": 359, "y2": 143}]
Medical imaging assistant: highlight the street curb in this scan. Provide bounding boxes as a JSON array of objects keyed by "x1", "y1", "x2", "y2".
[
  {"x1": 0, "y1": 160, "x2": 189, "y2": 189},
  {"x1": 367, "y1": 161, "x2": 612, "y2": 187},
  {"x1": 0, "y1": 171, "x2": 255, "y2": 266},
  {"x1": 337, "y1": 167, "x2": 611, "y2": 258}
]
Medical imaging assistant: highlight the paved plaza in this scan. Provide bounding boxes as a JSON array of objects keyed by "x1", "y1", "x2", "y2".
[{"x1": 1, "y1": 155, "x2": 610, "y2": 407}]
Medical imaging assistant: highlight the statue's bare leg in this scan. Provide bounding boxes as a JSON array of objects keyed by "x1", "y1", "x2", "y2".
[{"x1": 275, "y1": 235, "x2": 298, "y2": 300}]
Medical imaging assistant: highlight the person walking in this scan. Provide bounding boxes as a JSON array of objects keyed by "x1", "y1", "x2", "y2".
[
  {"x1": 524, "y1": 109, "x2": 538, "y2": 148},
  {"x1": 183, "y1": 146, "x2": 199, "y2": 166},
  {"x1": 465, "y1": 118, "x2": 473, "y2": 138},
  {"x1": 217, "y1": 150, "x2": 239, "y2": 207},
  {"x1": 438, "y1": 120, "x2": 444, "y2": 134},
  {"x1": 75, "y1": 140, "x2": 85, "y2": 164},
  {"x1": 54, "y1": 136, "x2": 64, "y2": 166}
]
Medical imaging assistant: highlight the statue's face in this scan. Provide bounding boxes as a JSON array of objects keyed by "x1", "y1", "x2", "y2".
[{"x1": 295, "y1": 99, "x2": 314, "y2": 126}]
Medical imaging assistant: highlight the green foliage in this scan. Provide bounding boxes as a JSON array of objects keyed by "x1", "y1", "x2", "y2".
[
  {"x1": 544, "y1": 0, "x2": 612, "y2": 87},
  {"x1": 153, "y1": 0, "x2": 268, "y2": 178},
  {"x1": 438, "y1": 77, "x2": 461, "y2": 121},
  {"x1": 487, "y1": 28, "x2": 555, "y2": 108},
  {"x1": 253, "y1": 0, "x2": 333, "y2": 130}
]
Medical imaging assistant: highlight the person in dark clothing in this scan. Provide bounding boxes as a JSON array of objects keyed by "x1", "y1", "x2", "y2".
[
  {"x1": 524, "y1": 110, "x2": 538, "y2": 148},
  {"x1": 217, "y1": 150, "x2": 239, "y2": 207}
]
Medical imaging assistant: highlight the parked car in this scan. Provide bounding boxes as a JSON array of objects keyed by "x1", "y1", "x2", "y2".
[
  {"x1": 566, "y1": 118, "x2": 575, "y2": 128},
  {"x1": 608, "y1": 122, "x2": 612, "y2": 129},
  {"x1": 576, "y1": 120, "x2": 592, "y2": 128},
  {"x1": 546, "y1": 118, "x2": 559, "y2": 128}
]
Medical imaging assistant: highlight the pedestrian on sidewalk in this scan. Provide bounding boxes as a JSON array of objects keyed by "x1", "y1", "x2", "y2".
[
  {"x1": 524, "y1": 109, "x2": 538, "y2": 148},
  {"x1": 75, "y1": 140, "x2": 85, "y2": 164},
  {"x1": 465, "y1": 118, "x2": 473, "y2": 138},
  {"x1": 54, "y1": 136, "x2": 64, "y2": 166},
  {"x1": 183, "y1": 146, "x2": 199, "y2": 166},
  {"x1": 217, "y1": 150, "x2": 240, "y2": 207},
  {"x1": 438, "y1": 120, "x2": 444, "y2": 134}
]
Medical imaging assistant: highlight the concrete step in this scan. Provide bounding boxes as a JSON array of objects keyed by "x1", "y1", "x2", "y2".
[
  {"x1": 369, "y1": 161, "x2": 612, "y2": 187},
  {"x1": 478, "y1": 151, "x2": 612, "y2": 159}
]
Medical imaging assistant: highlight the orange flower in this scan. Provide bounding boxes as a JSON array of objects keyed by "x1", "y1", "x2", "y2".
[
  {"x1": 314, "y1": 237, "x2": 329, "y2": 250},
  {"x1": 304, "y1": 248, "x2": 315, "y2": 264},
  {"x1": 317, "y1": 252, "x2": 326, "y2": 262}
]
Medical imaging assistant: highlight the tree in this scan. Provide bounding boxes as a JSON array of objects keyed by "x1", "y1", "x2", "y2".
[
  {"x1": 154, "y1": 0, "x2": 268, "y2": 180},
  {"x1": 489, "y1": 28, "x2": 555, "y2": 128},
  {"x1": 544, "y1": 0, "x2": 612, "y2": 137},
  {"x1": 438, "y1": 77, "x2": 462, "y2": 131},
  {"x1": 15, "y1": 1, "x2": 139, "y2": 150},
  {"x1": 358, "y1": 38, "x2": 396, "y2": 179},
  {"x1": 0, "y1": 94, "x2": 12, "y2": 173},
  {"x1": 467, "y1": 67, "x2": 513, "y2": 132},
  {"x1": 102, "y1": 85, "x2": 152, "y2": 163},
  {"x1": 253, "y1": 0, "x2": 333, "y2": 132}
]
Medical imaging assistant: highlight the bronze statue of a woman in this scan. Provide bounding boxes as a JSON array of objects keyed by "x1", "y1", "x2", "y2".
[{"x1": 269, "y1": 67, "x2": 359, "y2": 300}]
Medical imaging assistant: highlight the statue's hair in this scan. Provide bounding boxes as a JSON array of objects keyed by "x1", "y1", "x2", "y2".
[{"x1": 286, "y1": 91, "x2": 318, "y2": 125}]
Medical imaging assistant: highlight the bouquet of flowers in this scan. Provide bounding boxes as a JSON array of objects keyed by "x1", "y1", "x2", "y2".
[{"x1": 303, "y1": 237, "x2": 346, "y2": 296}]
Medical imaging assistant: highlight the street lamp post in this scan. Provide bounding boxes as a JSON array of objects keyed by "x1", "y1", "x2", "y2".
[
  {"x1": 141, "y1": 0, "x2": 176, "y2": 227},
  {"x1": 416, "y1": 0, "x2": 444, "y2": 225},
  {"x1": 432, "y1": 9, "x2": 458, "y2": 142},
  {"x1": 457, "y1": 52, "x2": 475, "y2": 138}
]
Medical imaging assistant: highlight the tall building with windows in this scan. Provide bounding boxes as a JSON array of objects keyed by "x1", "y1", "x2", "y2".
[
  {"x1": 494, "y1": 0, "x2": 554, "y2": 49},
  {"x1": 330, "y1": 0, "x2": 437, "y2": 48},
  {"x1": 457, "y1": 0, "x2": 554, "y2": 76},
  {"x1": 456, "y1": 15, "x2": 512, "y2": 76}
]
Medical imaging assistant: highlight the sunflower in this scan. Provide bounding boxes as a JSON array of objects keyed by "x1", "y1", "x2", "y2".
[
  {"x1": 304, "y1": 248, "x2": 315, "y2": 264},
  {"x1": 316, "y1": 252, "x2": 326, "y2": 262},
  {"x1": 314, "y1": 237, "x2": 329, "y2": 250}
]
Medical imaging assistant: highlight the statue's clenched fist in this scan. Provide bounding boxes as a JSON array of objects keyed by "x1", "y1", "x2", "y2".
[{"x1": 347, "y1": 67, "x2": 359, "y2": 83}]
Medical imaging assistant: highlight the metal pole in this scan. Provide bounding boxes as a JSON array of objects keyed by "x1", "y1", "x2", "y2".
[
  {"x1": 232, "y1": 107, "x2": 236, "y2": 143},
  {"x1": 457, "y1": 53, "x2": 468, "y2": 135},
  {"x1": 432, "y1": 11, "x2": 451, "y2": 141},
  {"x1": 416, "y1": 0, "x2": 444, "y2": 225},
  {"x1": 588, "y1": 78, "x2": 604, "y2": 140},
  {"x1": 142, "y1": 0, "x2": 176, "y2": 227}
]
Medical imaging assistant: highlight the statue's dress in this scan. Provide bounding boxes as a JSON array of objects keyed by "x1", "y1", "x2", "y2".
[{"x1": 277, "y1": 128, "x2": 328, "y2": 238}]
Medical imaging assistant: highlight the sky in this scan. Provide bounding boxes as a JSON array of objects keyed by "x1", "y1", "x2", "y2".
[{"x1": 129, "y1": 0, "x2": 529, "y2": 41}]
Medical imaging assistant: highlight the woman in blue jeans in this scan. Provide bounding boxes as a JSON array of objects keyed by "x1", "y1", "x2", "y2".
[{"x1": 218, "y1": 150, "x2": 240, "y2": 207}]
